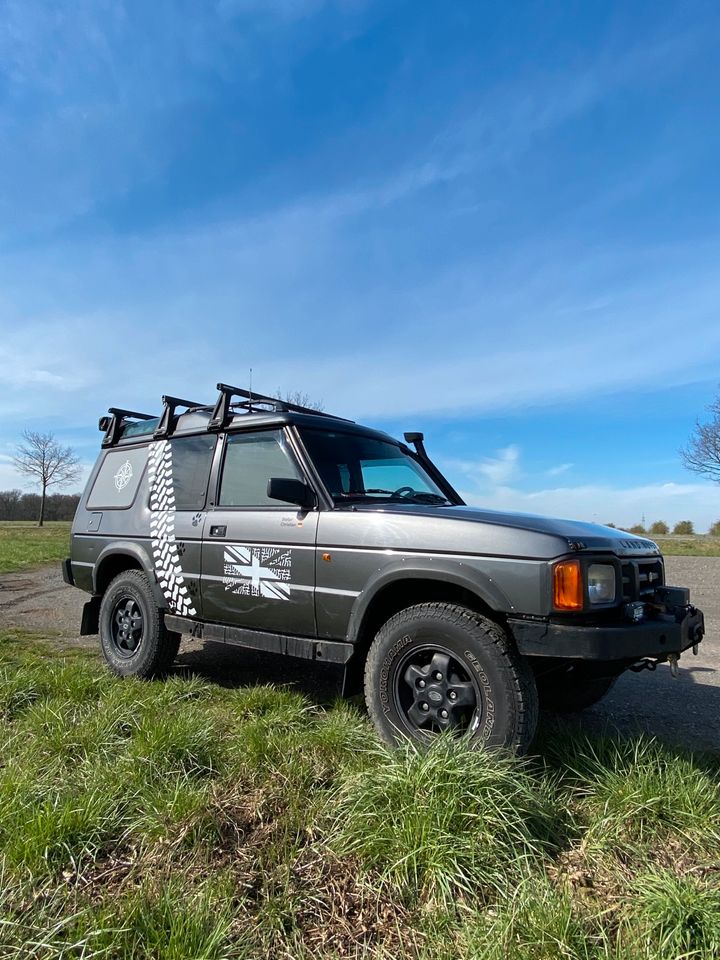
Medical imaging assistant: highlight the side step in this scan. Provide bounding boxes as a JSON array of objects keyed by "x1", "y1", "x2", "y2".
[{"x1": 164, "y1": 614, "x2": 353, "y2": 665}]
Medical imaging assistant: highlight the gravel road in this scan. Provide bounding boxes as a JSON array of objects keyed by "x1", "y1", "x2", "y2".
[{"x1": 1, "y1": 557, "x2": 717, "y2": 752}]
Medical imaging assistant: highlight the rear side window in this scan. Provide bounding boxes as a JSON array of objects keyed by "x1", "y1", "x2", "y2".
[
  {"x1": 87, "y1": 448, "x2": 148, "y2": 509},
  {"x1": 219, "y1": 431, "x2": 302, "y2": 507},
  {"x1": 169, "y1": 435, "x2": 217, "y2": 510}
]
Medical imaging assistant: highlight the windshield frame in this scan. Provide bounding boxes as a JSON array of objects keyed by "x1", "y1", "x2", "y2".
[{"x1": 296, "y1": 425, "x2": 457, "y2": 508}]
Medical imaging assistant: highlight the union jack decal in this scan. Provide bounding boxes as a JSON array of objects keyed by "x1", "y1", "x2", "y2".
[{"x1": 223, "y1": 545, "x2": 292, "y2": 601}]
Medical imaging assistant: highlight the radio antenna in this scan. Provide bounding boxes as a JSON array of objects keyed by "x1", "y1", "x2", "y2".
[{"x1": 248, "y1": 367, "x2": 253, "y2": 407}]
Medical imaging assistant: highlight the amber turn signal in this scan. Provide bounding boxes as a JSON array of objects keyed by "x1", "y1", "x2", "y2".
[{"x1": 553, "y1": 559, "x2": 583, "y2": 611}]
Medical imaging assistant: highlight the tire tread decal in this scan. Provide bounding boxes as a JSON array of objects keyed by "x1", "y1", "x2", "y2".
[{"x1": 148, "y1": 440, "x2": 196, "y2": 617}]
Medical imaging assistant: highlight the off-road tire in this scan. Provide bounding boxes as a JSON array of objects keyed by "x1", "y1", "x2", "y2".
[
  {"x1": 364, "y1": 602, "x2": 539, "y2": 754},
  {"x1": 537, "y1": 668, "x2": 618, "y2": 713},
  {"x1": 99, "y1": 570, "x2": 181, "y2": 678}
]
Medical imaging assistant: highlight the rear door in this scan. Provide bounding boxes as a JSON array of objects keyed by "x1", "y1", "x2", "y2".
[{"x1": 200, "y1": 428, "x2": 318, "y2": 636}]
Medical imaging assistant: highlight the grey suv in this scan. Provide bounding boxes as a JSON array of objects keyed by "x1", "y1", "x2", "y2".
[{"x1": 63, "y1": 384, "x2": 705, "y2": 753}]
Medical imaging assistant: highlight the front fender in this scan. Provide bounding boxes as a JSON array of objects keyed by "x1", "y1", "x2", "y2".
[{"x1": 345, "y1": 557, "x2": 512, "y2": 645}]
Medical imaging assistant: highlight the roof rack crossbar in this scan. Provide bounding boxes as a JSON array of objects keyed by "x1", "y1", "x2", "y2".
[
  {"x1": 100, "y1": 407, "x2": 156, "y2": 447},
  {"x1": 208, "y1": 383, "x2": 340, "y2": 430},
  {"x1": 154, "y1": 395, "x2": 206, "y2": 439}
]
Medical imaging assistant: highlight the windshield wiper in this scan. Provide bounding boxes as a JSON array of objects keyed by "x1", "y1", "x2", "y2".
[{"x1": 364, "y1": 489, "x2": 449, "y2": 505}]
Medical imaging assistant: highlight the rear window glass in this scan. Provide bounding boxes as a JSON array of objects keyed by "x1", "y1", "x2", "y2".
[
  {"x1": 87, "y1": 448, "x2": 147, "y2": 509},
  {"x1": 170, "y1": 435, "x2": 217, "y2": 510}
]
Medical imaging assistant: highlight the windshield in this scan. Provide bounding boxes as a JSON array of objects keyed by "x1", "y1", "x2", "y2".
[{"x1": 299, "y1": 428, "x2": 450, "y2": 505}]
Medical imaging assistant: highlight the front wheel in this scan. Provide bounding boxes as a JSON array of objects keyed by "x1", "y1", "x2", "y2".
[
  {"x1": 99, "y1": 570, "x2": 181, "y2": 678},
  {"x1": 364, "y1": 602, "x2": 538, "y2": 753}
]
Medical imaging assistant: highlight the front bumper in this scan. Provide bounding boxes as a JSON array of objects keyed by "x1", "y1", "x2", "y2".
[{"x1": 510, "y1": 601, "x2": 705, "y2": 662}]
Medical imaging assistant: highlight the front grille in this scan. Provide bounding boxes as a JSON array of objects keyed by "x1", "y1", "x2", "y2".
[{"x1": 621, "y1": 558, "x2": 664, "y2": 601}]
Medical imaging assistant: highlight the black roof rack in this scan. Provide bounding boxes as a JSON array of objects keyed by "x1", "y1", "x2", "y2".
[
  {"x1": 154, "y1": 395, "x2": 205, "y2": 439},
  {"x1": 207, "y1": 382, "x2": 346, "y2": 431},
  {"x1": 99, "y1": 407, "x2": 155, "y2": 447},
  {"x1": 99, "y1": 383, "x2": 349, "y2": 447}
]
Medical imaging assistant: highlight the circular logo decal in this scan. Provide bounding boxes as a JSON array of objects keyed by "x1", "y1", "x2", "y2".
[{"x1": 114, "y1": 459, "x2": 133, "y2": 492}]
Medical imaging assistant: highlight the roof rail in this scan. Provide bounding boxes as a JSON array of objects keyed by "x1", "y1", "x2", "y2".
[
  {"x1": 99, "y1": 407, "x2": 155, "y2": 448},
  {"x1": 207, "y1": 382, "x2": 343, "y2": 431},
  {"x1": 154, "y1": 395, "x2": 205, "y2": 439}
]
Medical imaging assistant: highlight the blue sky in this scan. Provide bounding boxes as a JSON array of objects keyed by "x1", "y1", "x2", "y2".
[{"x1": 1, "y1": 0, "x2": 720, "y2": 527}]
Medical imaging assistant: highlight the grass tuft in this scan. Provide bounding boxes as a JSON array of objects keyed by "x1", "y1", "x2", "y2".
[
  {"x1": 546, "y1": 733, "x2": 720, "y2": 852},
  {"x1": 618, "y1": 869, "x2": 720, "y2": 959},
  {"x1": 329, "y1": 737, "x2": 564, "y2": 907}
]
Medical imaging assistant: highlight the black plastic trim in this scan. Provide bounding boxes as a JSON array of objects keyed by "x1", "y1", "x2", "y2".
[
  {"x1": 61, "y1": 558, "x2": 74, "y2": 586},
  {"x1": 164, "y1": 614, "x2": 353, "y2": 664}
]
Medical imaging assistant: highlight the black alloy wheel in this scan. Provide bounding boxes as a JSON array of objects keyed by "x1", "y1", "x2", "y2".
[
  {"x1": 394, "y1": 645, "x2": 480, "y2": 737},
  {"x1": 110, "y1": 595, "x2": 144, "y2": 657}
]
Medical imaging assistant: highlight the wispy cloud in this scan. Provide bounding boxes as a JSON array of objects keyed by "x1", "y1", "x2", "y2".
[
  {"x1": 449, "y1": 446, "x2": 521, "y2": 487},
  {"x1": 546, "y1": 463, "x2": 573, "y2": 477},
  {"x1": 460, "y1": 480, "x2": 720, "y2": 532}
]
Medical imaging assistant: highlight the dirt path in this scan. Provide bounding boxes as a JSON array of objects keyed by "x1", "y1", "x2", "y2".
[{"x1": 1, "y1": 557, "x2": 718, "y2": 751}]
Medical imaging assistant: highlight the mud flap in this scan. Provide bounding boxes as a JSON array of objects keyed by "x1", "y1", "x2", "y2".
[{"x1": 80, "y1": 597, "x2": 102, "y2": 636}]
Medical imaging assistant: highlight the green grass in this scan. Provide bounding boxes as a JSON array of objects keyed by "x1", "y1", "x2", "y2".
[
  {"x1": 1, "y1": 630, "x2": 719, "y2": 960},
  {"x1": 0, "y1": 521, "x2": 71, "y2": 573},
  {"x1": 651, "y1": 534, "x2": 720, "y2": 556}
]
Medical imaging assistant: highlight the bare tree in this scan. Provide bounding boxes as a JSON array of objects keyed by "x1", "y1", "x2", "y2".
[
  {"x1": 681, "y1": 393, "x2": 720, "y2": 482},
  {"x1": 277, "y1": 389, "x2": 325, "y2": 412},
  {"x1": 13, "y1": 431, "x2": 81, "y2": 527}
]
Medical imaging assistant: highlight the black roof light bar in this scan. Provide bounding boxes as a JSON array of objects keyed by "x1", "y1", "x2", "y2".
[
  {"x1": 154, "y1": 395, "x2": 205, "y2": 439},
  {"x1": 99, "y1": 407, "x2": 155, "y2": 448}
]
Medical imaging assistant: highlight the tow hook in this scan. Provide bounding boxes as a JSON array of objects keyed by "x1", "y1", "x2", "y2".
[
  {"x1": 629, "y1": 659, "x2": 658, "y2": 673},
  {"x1": 629, "y1": 655, "x2": 681, "y2": 677}
]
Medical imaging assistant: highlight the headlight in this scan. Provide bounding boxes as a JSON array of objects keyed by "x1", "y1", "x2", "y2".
[{"x1": 587, "y1": 564, "x2": 616, "y2": 604}]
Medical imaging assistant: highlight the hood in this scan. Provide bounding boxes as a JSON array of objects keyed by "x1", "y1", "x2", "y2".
[{"x1": 350, "y1": 502, "x2": 661, "y2": 557}]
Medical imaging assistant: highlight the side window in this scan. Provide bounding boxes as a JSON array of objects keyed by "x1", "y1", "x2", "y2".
[
  {"x1": 219, "y1": 431, "x2": 302, "y2": 507},
  {"x1": 87, "y1": 447, "x2": 148, "y2": 509},
  {"x1": 170, "y1": 435, "x2": 217, "y2": 510}
]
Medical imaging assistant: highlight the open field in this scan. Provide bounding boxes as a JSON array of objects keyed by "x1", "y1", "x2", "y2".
[
  {"x1": 1, "y1": 628, "x2": 720, "y2": 960},
  {"x1": 0, "y1": 522, "x2": 71, "y2": 573},
  {"x1": 651, "y1": 535, "x2": 720, "y2": 556}
]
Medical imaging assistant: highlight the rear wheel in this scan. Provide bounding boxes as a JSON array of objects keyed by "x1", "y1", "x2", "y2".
[
  {"x1": 99, "y1": 570, "x2": 180, "y2": 678},
  {"x1": 536, "y1": 663, "x2": 618, "y2": 713},
  {"x1": 364, "y1": 602, "x2": 538, "y2": 753}
]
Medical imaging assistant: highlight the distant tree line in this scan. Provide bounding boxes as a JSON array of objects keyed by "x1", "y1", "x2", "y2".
[
  {"x1": 609, "y1": 519, "x2": 720, "y2": 536},
  {"x1": 0, "y1": 490, "x2": 81, "y2": 522}
]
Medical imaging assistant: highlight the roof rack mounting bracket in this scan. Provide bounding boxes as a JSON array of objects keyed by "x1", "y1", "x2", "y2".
[
  {"x1": 154, "y1": 395, "x2": 205, "y2": 439},
  {"x1": 208, "y1": 382, "x2": 245, "y2": 431},
  {"x1": 100, "y1": 407, "x2": 154, "y2": 448}
]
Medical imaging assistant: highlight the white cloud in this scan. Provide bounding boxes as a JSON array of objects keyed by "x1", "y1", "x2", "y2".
[
  {"x1": 461, "y1": 480, "x2": 720, "y2": 532},
  {"x1": 449, "y1": 446, "x2": 521, "y2": 487},
  {"x1": 546, "y1": 463, "x2": 573, "y2": 477}
]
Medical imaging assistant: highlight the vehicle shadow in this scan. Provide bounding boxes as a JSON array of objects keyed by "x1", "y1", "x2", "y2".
[
  {"x1": 172, "y1": 638, "x2": 344, "y2": 704},
  {"x1": 539, "y1": 660, "x2": 720, "y2": 754},
  {"x1": 172, "y1": 639, "x2": 720, "y2": 753}
]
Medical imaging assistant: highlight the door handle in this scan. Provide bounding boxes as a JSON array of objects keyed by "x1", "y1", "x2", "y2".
[{"x1": 209, "y1": 525, "x2": 227, "y2": 538}]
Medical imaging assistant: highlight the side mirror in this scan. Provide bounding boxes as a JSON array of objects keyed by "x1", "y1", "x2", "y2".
[{"x1": 267, "y1": 477, "x2": 316, "y2": 509}]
